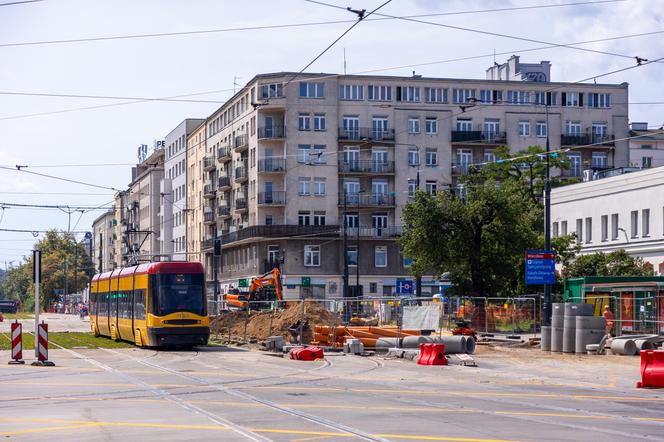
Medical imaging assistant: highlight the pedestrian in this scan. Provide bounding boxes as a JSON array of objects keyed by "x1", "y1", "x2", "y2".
[{"x1": 603, "y1": 305, "x2": 614, "y2": 336}]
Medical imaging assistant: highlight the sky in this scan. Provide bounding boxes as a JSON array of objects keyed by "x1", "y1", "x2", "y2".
[{"x1": 0, "y1": 0, "x2": 663, "y2": 265}]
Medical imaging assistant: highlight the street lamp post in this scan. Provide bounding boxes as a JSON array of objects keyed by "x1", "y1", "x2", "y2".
[
  {"x1": 543, "y1": 102, "x2": 552, "y2": 327},
  {"x1": 343, "y1": 188, "x2": 349, "y2": 299},
  {"x1": 355, "y1": 190, "x2": 365, "y2": 297}
]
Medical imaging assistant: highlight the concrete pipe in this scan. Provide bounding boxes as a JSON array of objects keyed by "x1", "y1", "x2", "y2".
[
  {"x1": 401, "y1": 335, "x2": 433, "y2": 349},
  {"x1": 610, "y1": 339, "x2": 637, "y2": 356},
  {"x1": 634, "y1": 339, "x2": 655, "y2": 351},
  {"x1": 429, "y1": 336, "x2": 467, "y2": 354},
  {"x1": 465, "y1": 336, "x2": 476, "y2": 354},
  {"x1": 541, "y1": 326, "x2": 551, "y2": 352},
  {"x1": 375, "y1": 337, "x2": 401, "y2": 349},
  {"x1": 551, "y1": 325, "x2": 564, "y2": 352},
  {"x1": 575, "y1": 316, "x2": 606, "y2": 354},
  {"x1": 563, "y1": 303, "x2": 593, "y2": 353},
  {"x1": 552, "y1": 303, "x2": 565, "y2": 317},
  {"x1": 552, "y1": 315, "x2": 565, "y2": 328}
]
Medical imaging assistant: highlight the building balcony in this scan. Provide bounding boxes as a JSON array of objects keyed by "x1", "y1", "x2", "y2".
[
  {"x1": 337, "y1": 127, "x2": 395, "y2": 142},
  {"x1": 234, "y1": 165, "x2": 248, "y2": 183},
  {"x1": 203, "y1": 211, "x2": 215, "y2": 224},
  {"x1": 203, "y1": 182, "x2": 216, "y2": 198},
  {"x1": 235, "y1": 198, "x2": 248, "y2": 211},
  {"x1": 338, "y1": 193, "x2": 395, "y2": 207},
  {"x1": 203, "y1": 155, "x2": 216, "y2": 171},
  {"x1": 451, "y1": 131, "x2": 507, "y2": 144},
  {"x1": 592, "y1": 134, "x2": 615, "y2": 146},
  {"x1": 202, "y1": 236, "x2": 214, "y2": 250},
  {"x1": 215, "y1": 224, "x2": 340, "y2": 247},
  {"x1": 217, "y1": 176, "x2": 231, "y2": 190},
  {"x1": 561, "y1": 134, "x2": 591, "y2": 146},
  {"x1": 452, "y1": 162, "x2": 473, "y2": 176},
  {"x1": 217, "y1": 205, "x2": 231, "y2": 218},
  {"x1": 257, "y1": 125, "x2": 286, "y2": 140},
  {"x1": 233, "y1": 134, "x2": 248, "y2": 152},
  {"x1": 217, "y1": 145, "x2": 232, "y2": 162},
  {"x1": 258, "y1": 191, "x2": 286, "y2": 206},
  {"x1": 345, "y1": 225, "x2": 403, "y2": 238},
  {"x1": 338, "y1": 160, "x2": 395, "y2": 175},
  {"x1": 257, "y1": 158, "x2": 286, "y2": 173}
]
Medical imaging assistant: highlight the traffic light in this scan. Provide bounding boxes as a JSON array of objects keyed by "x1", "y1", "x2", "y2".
[{"x1": 213, "y1": 239, "x2": 222, "y2": 256}]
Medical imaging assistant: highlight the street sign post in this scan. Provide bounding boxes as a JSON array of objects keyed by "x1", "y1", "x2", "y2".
[
  {"x1": 396, "y1": 279, "x2": 414, "y2": 295},
  {"x1": 525, "y1": 250, "x2": 555, "y2": 285}
]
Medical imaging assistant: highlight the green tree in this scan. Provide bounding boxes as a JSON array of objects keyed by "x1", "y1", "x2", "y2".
[
  {"x1": 563, "y1": 249, "x2": 654, "y2": 277},
  {"x1": 400, "y1": 179, "x2": 539, "y2": 297},
  {"x1": 0, "y1": 262, "x2": 33, "y2": 309}
]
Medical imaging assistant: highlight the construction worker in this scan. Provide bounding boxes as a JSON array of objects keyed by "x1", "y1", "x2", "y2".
[{"x1": 603, "y1": 305, "x2": 614, "y2": 336}]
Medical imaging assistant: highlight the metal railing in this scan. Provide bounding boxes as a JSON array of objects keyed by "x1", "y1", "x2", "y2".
[
  {"x1": 345, "y1": 225, "x2": 403, "y2": 238},
  {"x1": 561, "y1": 134, "x2": 591, "y2": 146},
  {"x1": 234, "y1": 165, "x2": 247, "y2": 181},
  {"x1": 204, "y1": 211, "x2": 215, "y2": 223},
  {"x1": 258, "y1": 191, "x2": 286, "y2": 205},
  {"x1": 233, "y1": 134, "x2": 248, "y2": 150},
  {"x1": 234, "y1": 198, "x2": 248, "y2": 210},
  {"x1": 257, "y1": 158, "x2": 286, "y2": 172},
  {"x1": 217, "y1": 145, "x2": 232, "y2": 161},
  {"x1": 203, "y1": 155, "x2": 216, "y2": 170},
  {"x1": 452, "y1": 162, "x2": 472, "y2": 175},
  {"x1": 591, "y1": 134, "x2": 615, "y2": 145},
  {"x1": 338, "y1": 160, "x2": 395, "y2": 174},
  {"x1": 214, "y1": 224, "x2": 339, "y2": 247},
  {"x1": 203, "y1": 183, "x2": 215, "y2": 196},
  {"x1": 339, "y1": 193, "x2": 395, "y2": 206},
  {"x1": 451, "y1": 131, "x2": 506, "y2": 143},
  {"x1": 217, "y1": 176, "x2": 231, "y2": 189},
  {"x1": 257, "y1": 126, "x2": 286, "y2": 139},
  {"x1": 217, "y1": 205, "x2": 231, "y2": 217},
  {"x1": 337, "y1": 127, "x2": 395, "y2": 141}
]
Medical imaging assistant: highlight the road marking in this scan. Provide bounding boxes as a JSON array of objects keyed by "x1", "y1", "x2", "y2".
[
  {"x1": 290, "y1": 435, "x2": 336, "y2": 442},
  {"x1": 0, "y1": 423, "x2": 99, "y2": 436},
  {"x1": 373, "y1": 435, "x2": 517, "y2": 442},
  {"x1": 495, "y1": 412, "x2": 611, "y2": 420}
]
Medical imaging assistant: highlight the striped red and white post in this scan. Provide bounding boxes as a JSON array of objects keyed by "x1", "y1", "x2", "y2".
[
  {"x1": 31, "y1": 322, "x2": 54, "y2": 366},
  {"x1": 8, "y1": 321, "x2": 24, "y2": 365}
]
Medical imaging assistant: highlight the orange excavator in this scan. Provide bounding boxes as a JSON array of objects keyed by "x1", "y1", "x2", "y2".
[{"x1": 224, "y1": 267, "x2": 284, "y2": 310}]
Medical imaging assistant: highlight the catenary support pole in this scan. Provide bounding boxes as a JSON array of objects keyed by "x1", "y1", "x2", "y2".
[
  {"x1": 33, "y1": 249, "x2": 41, "y2": 359},
  {"x1": 543, "y1": 103, "x2": 552, "y2": 328}
]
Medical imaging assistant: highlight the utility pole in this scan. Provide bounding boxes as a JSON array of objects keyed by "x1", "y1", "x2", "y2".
[
  {"x1": 98, "y1": 233, "x2": 103, "y2": 273},
  {"x1": 543, "y1": 102, "x2": 552, "y2": 327},
  {"x1": 73, "y1": 238, "x2": 78, "y2": 300},
  {"x1": 63, "y1": 259, "x2": 68, "y2": 313},
  {"x1": 415, "y1": 151, "x2": 422, "y2": 298},
  {"x1": 356, "y1": 192, "x2": 361, "y2": 297},
  {"x1": 342, "y1": 189, "x2": 349, "y2": 299}
]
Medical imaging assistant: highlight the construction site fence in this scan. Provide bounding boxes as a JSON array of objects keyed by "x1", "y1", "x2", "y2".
[{"x1": 579, "y1": 294, "x2": 664, "y2": 337}]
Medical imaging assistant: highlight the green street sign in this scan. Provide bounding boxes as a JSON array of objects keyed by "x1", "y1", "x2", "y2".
[
  {"x1": 238, "y1": 278, "x2": 249, "y2": 288},
  {"x1": 301, "y1": 277, "x2": 311, "y2": 287}
]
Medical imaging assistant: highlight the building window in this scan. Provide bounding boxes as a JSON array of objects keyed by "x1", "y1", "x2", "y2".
[
  {"x1": 591, "y1": 152, "x2": 608, "y2": 168},
  {"x1": 643, "y1": 157, "x2": 653, "y2": 168},
  {"x1": 479, "y1": 89, "x2": 492, "y2": 104},
  {"x1": 611, "y1": 213, "x2": 619, "y2": 240},
  {"x1": 425, "y1": 148, "x2": 438, "y2": 166},
  {"x1": 484, "y1": 149, "x2": 495, "y2": 163},
  {"x1": 311, "y1": 113, "x2": 326, "y2": 131},
  {"x1": 425, "y1": 180, "x2": 437, "y2": 194},
  {"x1": 565, "y1": 121, "x2": 581, "y2": 135},
  {"x1": 260, "y1": 83, "x2": 283, "y2": 99},
  {"x1": 367, "y1": 85, "x2": 392, "y2": 101},
  {"x1": 601, "y1": 215, "x2": 608, "y2": 241},
  {"x1": 297, "y1": 144, "x2": 309, "y2": 163},
  {"x1": 299, "y1": 82, "x2": 324, "y2": 98},
  {"x1": 313, "y1": 178, "x2": 326, "y2": 196},
  {"x1": 552, "y1": 222, "x2": 559, "y2": 238},
  {"x1": 456, "y1": 119, "x2": 472, "y2": 132},
  {"x1": 369, "y1": 282, "x2": 377, "y2": 294},
  {"x1": 519, "y1": 120, "x2": 530, "y2": 136},
  {"x1": 396, "y1": 86, "x2": 420, "y2": 102},
  {"x1": 534, "y1": 91, "x2": 557, "y2": 106},
  {"x1": 339, "y1": 84, "x2": 363, "y2": 100},
  {"x1": 506, "y1": 90, "x2": 530, "y2": 104},
  {"x1": 265, "y1": 214, "x2": 273, "y2": 226},
  {"x1": 312, "y1": 145, "x2": 326, "y2": 164},
  {"x1": 588, "y1": 93, "x2": 610, "y2": 108},
  {"x1": 375, "y1": 246, "x2": 387, "y2": 267},
  {"x1": 642, "y1": 209, "x2": 650, "y2": 237},
  {"x1": 298, "y1": 211, "x2": 311, "y2": 226},
  {"x1": 452, "y1": 88, "x2": 474, "y2": 104},
  {"x1": 304, "y1": 245, "x2": 320, "y2": 266},
  {"x1": 562, "y1": 92, "x2": 583, "y2": 107},
  {"x1": 408, "y1": 147, "x2": 419, "y2": 165},
  {"x1": 298, "y1": 178, "x2": 311, "y2": 196},
  {"x1": 347, "y1": 246, "x2": 358, "y2": 267},
  {"x1": 576, "y1": 219, "x2": 583, "y2": 244},
  {"x1": 313, "y1": 211, "x2": 326, "y2": 226},
  {"x1": 425, "y1": 118, "x2": 438, "y2": 134},
  {"x1": 424, "y1": 87, "x2": 447, "y2": 103},
  {"x1": 561, "y1": 220, "x2": 568, "y2": 236},
  {"x1": 345, "y1": 212, "x2": 359, "y2": 229},
  {"x1": 585, "y1": 217, "x2": 592, "y2": 243},
  {"x1": 408, "y1": 179, "x2": 417, "y2": 197},
  {"x1": 536, "y1": 121, "x2": 547, "y2": 138},
  {"x1": 408, "y1": 118, "x2": 420, "y2": 134},
  {"x1": 631, "y1": 210, "x2": 639, "y2": 238},
  {"x1": 298, "y1": 113, "x2": 311, "y2": 131}
]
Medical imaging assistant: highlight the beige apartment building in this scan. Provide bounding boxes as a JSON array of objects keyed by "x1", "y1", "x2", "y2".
[
  {"x1": 629, "y1": 122, "x2": 664, "y2": 169},
  {"x1": 183, "y1": 57, "x2": 628, "y2": 300},
  {"x1": 91, "y1": 209, "x2": 117, "y2": 272}
]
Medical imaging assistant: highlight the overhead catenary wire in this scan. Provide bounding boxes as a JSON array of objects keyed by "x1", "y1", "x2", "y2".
[
  {"x1": 0, "y1": 0, "x2": 624, "y2": 48},
  {"x1": 0, "y1": 0, "x2": 44, "y2": 6}
]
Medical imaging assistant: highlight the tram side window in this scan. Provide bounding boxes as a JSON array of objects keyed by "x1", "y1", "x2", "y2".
[
  {"x1": 134, "y1": 288, "x2": 146, "y2": 320},
  {"x1": 98, "y1": 292, "x2": 105, "y2": 316},
  {"x1": 119, "y1": 292, "x2": 130, "y2": 318},
  {"x1": 90, "y1": 292, "x2": 95, "y2": 315}
]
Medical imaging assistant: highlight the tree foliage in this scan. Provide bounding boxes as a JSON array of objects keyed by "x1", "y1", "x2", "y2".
[
  {"x1": 563, "y1": 249, "x2": 654, "y2": 278},
  {"x1": 0, "y1": 230, "x2": 93, "y2": 310}
]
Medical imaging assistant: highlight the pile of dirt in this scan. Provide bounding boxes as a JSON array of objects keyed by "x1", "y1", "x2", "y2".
[{"x1": 209, "y1": 302, "x2": 339, "y2": 343}]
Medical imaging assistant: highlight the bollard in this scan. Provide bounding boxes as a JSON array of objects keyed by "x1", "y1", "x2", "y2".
[
  {"x1": 8, "y1": 321, "x2": 24, "y2": 365},
  {"x1": 31, "y1": 322, "x2": 55, "y2": 367}
]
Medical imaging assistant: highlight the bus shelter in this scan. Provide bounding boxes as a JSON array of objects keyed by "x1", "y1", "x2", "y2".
[{"x1": 564, "y1": 276, "x2": 664, "y2": 335}]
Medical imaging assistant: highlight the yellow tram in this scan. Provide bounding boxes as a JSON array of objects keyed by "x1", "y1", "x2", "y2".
[{"x1": 90, "y1": 262, "x2": 209, "y2": 347}]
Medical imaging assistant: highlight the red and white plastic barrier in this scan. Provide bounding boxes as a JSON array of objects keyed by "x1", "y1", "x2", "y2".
[
  {"x1": 37, "y1": 322, "x2": 48, "y2": 362},
  {"x1": 9, "y1": 321, "x2": 24, "y2": 365},
  {"x1": 637, "y1": 349, "x2": 664, "y2": 388}
]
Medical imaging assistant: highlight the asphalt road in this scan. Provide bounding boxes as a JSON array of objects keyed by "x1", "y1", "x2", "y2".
[
  {"x1": 0, "y1": 313, "x2": 90, "y2": 333},
  {"x1": 0, "y1": 344, "x2": 662, "y2": 441}
]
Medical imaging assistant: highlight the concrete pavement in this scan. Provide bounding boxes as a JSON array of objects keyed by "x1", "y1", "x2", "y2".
[
  {"x1": 0, "y1": 344, "x2": 662, "y2": 441},
  {"x1": 0, "y1": 313, "x2": 90, "y2": 333}
]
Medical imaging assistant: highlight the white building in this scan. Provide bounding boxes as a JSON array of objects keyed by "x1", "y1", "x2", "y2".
[
  {"x1": 163, "y1": 119, "x2": 205, "y2": 261},
  {"x1": 551, "y1": 167, "x2": 664, "y2": 274},
  {"x1": 629, "y1": 122, "x2": 664, "y2": 169}
]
